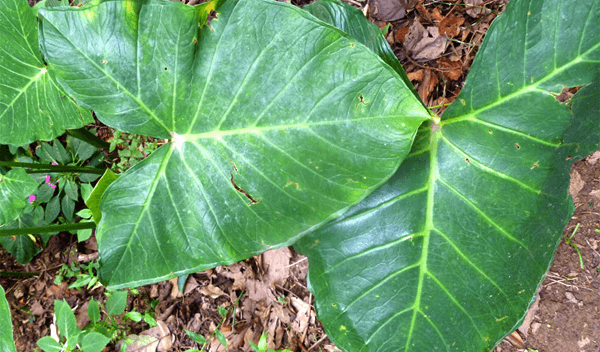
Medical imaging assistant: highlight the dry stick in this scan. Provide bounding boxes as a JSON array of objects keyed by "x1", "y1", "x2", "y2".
[{"x1": 308, "y1": 335, "x2": 329, "y2": 351}]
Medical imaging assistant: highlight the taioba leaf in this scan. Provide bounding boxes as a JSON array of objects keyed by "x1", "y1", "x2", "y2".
[
  {"x1": 0, "y1": 168, "x2": 37, "y2": 225},
  {"x1": 295, "y1": 0, "x2": 600, "y2": 351},
  {"x1": 0, "y1": 285, "x2": 17, "y2": 352},
  {"x1": 0, "y1": 0, "x2": 93, "y2": 146},
  {"x1": 39, "y1": 0, "x2": 430, "y2": 288},
  {"x1": 303, "y1": 0, "x2": 418, "y2": 101}
]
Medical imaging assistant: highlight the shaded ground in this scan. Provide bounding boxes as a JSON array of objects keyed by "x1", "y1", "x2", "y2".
[{"x1": 3, "y1": 0, "x2": 599, "y2": 351}]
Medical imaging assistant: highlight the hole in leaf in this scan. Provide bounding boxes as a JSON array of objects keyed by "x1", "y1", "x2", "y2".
[
  {"x1": 515, "y1": 143, "x2": 520, "y2": 149},
  {"x1": 488, "y1": 129, "x2": 493, "y2": 134}
]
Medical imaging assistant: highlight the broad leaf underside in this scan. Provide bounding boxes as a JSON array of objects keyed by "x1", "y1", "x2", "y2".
[
  {"x1": 296, "y1": 0, "x2": 600, "y2": 351},
  {"x1": 0, "y1": 0, "x2": 92, "y2": 146},
  {"x1": 39, "y1": 0, "x2": 430, "y2": 288}
]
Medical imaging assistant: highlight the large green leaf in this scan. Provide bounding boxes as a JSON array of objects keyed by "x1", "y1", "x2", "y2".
[
  {"x1": 39, "y1": 0, "x2": 430, "y2": 288},
  {"x1": 0, "y1": 168, "x2": 37, "y2": 225},
  {"x1": 295, "y1": 0, "x2": 600, "y2": 351},
  {"x1": 0, "y1": 0, "x2": 93, "y2": 146},
  {"x1": 0, "y1": 285, "x2": 17, "y2": 352},
  {"x1": 303, "y1": 0, "x2": 419, "y2": 102}
]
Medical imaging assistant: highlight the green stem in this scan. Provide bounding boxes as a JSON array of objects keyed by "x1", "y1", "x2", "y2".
[
  {"x1": 0, "y1": 271, "x2": 40, "y2": 277},
  {"x1": 0, "y1": 161, "x2": 106, "y2": 175},
  {"x1": 0, "y1": 221, "x2": 96, "y2": 237},
  {"x1": 67, "y1": 127, "x2": 110, "y2": 150}
]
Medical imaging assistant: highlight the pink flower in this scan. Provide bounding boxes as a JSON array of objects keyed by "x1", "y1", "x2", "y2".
[
  {"x1": 28, "y1": 195, "x2": 36, "y2": 203},
  {"x1": 51, "y1": 162, "x2": 57, "y2": 165},
  {"x1": 45, "y1": 174, "x2": 56, "y2": 189}
]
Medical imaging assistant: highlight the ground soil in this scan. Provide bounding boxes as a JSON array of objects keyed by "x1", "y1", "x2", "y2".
[{"x1": 3, "y1": 0, "x2": 599, "y2": 351}]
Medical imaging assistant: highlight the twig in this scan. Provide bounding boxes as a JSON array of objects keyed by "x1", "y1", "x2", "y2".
[{"x1": 308, "y1": 335, "x2": 329, "y2": 351}]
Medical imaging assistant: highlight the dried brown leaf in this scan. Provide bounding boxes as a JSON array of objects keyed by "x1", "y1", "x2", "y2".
[{"x1": 438, "y1": 15, "x2": 465, "y2": 38}]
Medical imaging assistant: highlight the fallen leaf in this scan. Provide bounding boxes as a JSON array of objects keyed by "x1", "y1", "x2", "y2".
[
  {"x1": 198, "y1": 284, "x2": 226, "y2": 299},
  {"x1": 404, "y1": 20, "x2": 448, "y2": 61},
  {"x1": 125, "y1": 334, "x2": 159, "y2": 352},
  {"x1": 417, "y1": 70, "x2": 439, "y2": 104},
  {"x1": 141, "y1": 320, "x2": 172, "y2": 352},
  {"x1": 585, "y1": 150, "x2": 600, "y2": 165},
  {"x1": 464, "y1": 0, "x2": 488, "y2": 18},
  {"x1": 289, "y1": 297, "x2": 310, "y2": 337},
  {"x1": 369, "y1": 0, "x2": 418, "y2": 21},
  {"x1": 438, "y1": 15, "x2": 465, "y2": 38},
  {"x1": 394, "y1": 27, "x2": 409, "y2": 43},
  {"x1": 440, "y1": 57, "x2": 463, "y2": 81},
  {"x1": 407, "y1": 69, "x2": 424, "y2": 82},
  {"x1": 569, "y1": 170, "x2": 584, "y2": 199},
  {"x1": 262, "y1": 247, "x2": 291, "y2": 288},
  {"x1": 30, "y1": 301, "x2": 45, "y2": 316}
]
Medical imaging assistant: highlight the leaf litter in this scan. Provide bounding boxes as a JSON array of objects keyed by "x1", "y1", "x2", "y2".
[{"x1": 2, "y1": 0, "x2": 599, "y2": 352}]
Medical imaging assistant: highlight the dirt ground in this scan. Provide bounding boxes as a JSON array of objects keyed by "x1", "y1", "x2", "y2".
[{"x1": 3, "y1": 0, "x2": 599, "y2": 351}]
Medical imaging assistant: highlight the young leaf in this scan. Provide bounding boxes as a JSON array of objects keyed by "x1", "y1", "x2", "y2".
[
  {"x1": 125, "y1": 311, "x2": 143, "y2": 322},
  {"x1": 185, "y1": 330, "x2": 207, "y2": 345},
  {"x1": 215, "y1": 330, "x2": 227, "y2": 348},
  {"x1": 85, "y1": 168, "x2": 119, "y2": 224},
  {"x1": 0, "y1": 168, "x2": 37, "y2": 225},
  {"x1": 295, "y1": 0, "x2": 600, "y2": 351},
  {"x1": 0, "y1": 285, "x2": 17, "y2": 352},
  {"x1": 88, "y1": 298, "x2": 100, "y2": 324},
  {"x1": 79, "y1": 331, "x2": 111, "y2": 352},
  {"x1": 0, "y1": 0, "x2": 93, "y2": 146},
  {"x1": 143, "y1": 312, "x2": 158, "y2": 327},
  {"x1": 36, "y1": 336, "x2": 63, "y2": 352},
  {"x1": 54, "y1": 300, "x2": 81, "y2": 348},
  {"x1": 105, "y1": 290, "x2": 128, "y2": 316},
  {"x1": 218, "y1": 306, "x2": 228, "y2": 318},
  {"x1": 38, "y1": 0, "x2": 430, "y2": 289}
]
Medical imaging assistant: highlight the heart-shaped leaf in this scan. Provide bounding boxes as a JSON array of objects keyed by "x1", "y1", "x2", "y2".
[
  {"x1": 0, "y1": 0, "x2": 93, "y2": 146},
  {"x1": 295, "y1": 0, "x2": 600, "y2": 350},
  {"x1": 39, "y1": 0, "x2": 430, "y2": 288}
]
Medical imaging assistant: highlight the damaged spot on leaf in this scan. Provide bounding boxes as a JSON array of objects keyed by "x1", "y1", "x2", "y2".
[
  {"x1": 515, "y1": 143, "x2": 520, "y2": 149},
  {"x1": 230, "y1": 172, "x2": 260, "y2": 205}
]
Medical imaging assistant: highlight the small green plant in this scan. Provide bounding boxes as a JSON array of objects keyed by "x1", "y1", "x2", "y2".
[
  {"x1": 184, "y1": 292, "x2": 244, "y2": 351},
  {"x1": 36, "y1": 290, "x2": 137, "y2": 352},
  {"x1": 564, "y1": 223, "x2": 584, "y2": 269},
  {"x1": 108, "y1": 131, "x2": 159, "y2": 173},
  {"x1": 0, "y1": 136, "x2": 103, "y2": 265},
  {"x1": 249, "y1": 332, "x2": 293, "y2": 352},
  {"x1": 54, "y1": 260, "x2": 102, "y2": 291}
]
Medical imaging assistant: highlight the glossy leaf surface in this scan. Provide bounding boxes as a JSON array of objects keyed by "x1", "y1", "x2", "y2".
[
  {"x1": 39, "y1": 0, "x2": 430, "y2": 288},
  {"x1": 0, "y1": 285, "x2": 17, "y2": 352},
  {"x1": 295, "y1": 0, "x2": 600, "y2": 350},
  {"x1": 0, "y1": 0, "x2": 93, "y2": 145},
  {"x1": 303, "y1": 0, "x2": 417, "y2": 101}
]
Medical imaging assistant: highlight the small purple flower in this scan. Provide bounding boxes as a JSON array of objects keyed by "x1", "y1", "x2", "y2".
[
  {"x1": 28, "y1": 195, "x2": 36, "y2": 203},
  {"x1": 45, "y1": 174, "x2": 56, "y2": 189},
  {"x1": 51, "y1": 162, "x2": 57, "y2": 165}
]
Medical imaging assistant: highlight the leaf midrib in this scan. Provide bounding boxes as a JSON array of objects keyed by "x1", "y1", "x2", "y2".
[{"x1": 442, "y1": 40, "x2": 600, "y2": 127}]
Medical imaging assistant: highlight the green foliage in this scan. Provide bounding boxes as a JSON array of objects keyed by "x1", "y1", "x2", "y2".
[
  {"x1": 0, "y1": 0, "x2": 598, "y2": 351},
  {"x1": 249, "y1": 332, "x2": 293, "y2": 352},
  {"x1": 0, "y1": 138, "x2": 102, "y2": 264},
  {"x1": 38, "y1": 0, "x2": 428, "y2": 289},
  {"x1": 0, "y1": 285, "x2": 17, "y2": 352},
  {"x1": 54, "y1": 260, "x2": 101, "y2": 291},
  {"x1": 108, "y1": 131, "x2": 159, "y2": 173}
]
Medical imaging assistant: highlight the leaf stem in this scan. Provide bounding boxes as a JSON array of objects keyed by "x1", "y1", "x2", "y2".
[
  {"x1": 0, "y1": 221, "x2": 96, "y2": 237},
  {"x1": 0, "y1": 161, "x2": 106, "y2": 175},
  {"x1": 67, "y1": 127, "x2": 110, "y2": 149}
]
